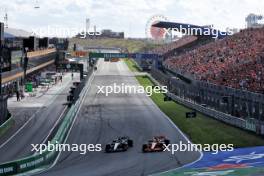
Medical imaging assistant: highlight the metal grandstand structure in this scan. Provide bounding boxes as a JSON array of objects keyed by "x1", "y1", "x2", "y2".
[
  {"x1": 152, "y1": 21, "x2": 230, "y2": 39},
  {"x1": 245, "y1": 13, "x2": 264, "y2": 28}
]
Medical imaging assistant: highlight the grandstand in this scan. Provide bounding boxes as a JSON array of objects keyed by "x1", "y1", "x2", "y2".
[
  {"x1": 150, "y1": 35, "x2": 198, "y2": 55},
  {"x1": 148, "y1": 21, "x2": 264, "y2": 128},
  {"x1": 165, "y1": 27, "x2": 264, "y2": 94},
  {"x1": 150, "y1": 35, "x2": 214, "y2": 59},
  {"x1": 150, "y1": 20, "x2": 264, "y2": 94}
]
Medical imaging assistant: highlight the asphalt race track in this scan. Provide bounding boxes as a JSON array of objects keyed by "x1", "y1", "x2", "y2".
[
  {"x1": 0, "y1": 74, "x2": 77, "y2": 163},
  {"x1": 37, "y1": 59, "x2": 200, "y2": 176}
]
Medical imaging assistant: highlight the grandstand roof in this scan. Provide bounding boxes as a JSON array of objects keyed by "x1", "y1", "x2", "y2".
[
  {"x1": 4, "y1": 27, "x2": 32, "y2": 38},
  {"x1": 152, "y1": 21, "x2": 228, "y2": 39}
]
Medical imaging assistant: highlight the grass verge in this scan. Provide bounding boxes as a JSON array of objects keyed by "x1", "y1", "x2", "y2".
[
  {"x1": 136, "y1": 75, "x2": 264, "y2": 148},
  {"x1": 69, "y1": 38, "x2": 161, "y2": 53},
  {"x1": 124, "y1": 58, "x2": 140, "y2": 72}
]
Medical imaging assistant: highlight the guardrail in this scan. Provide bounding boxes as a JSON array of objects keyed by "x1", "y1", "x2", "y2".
[
  {"x1": 166, "y1": 92, "x2": 247, "y2": 129},
  {"x1": 0, "y1": 67, "x2": 95, "y2": 176},
  {"x1": 147, "y1": 74, "x2": 264, "y2": 135},
  {"x1": 132, "y1": 59, "x2": 143, "y2": 71}
]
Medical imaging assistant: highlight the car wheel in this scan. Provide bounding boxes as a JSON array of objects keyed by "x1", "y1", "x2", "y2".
[
  {"x1": 105, "y1": 144, "x2": 111, "y2": 153},
  {"x1": 142, "y1": 144, "x2": 148, "y2": 153},
  {"x1": 128, "y1": 139, "x2": 133, "y2": 147},
  {"x1": 164, "y1": 139, "x2": 170, "y2": 145}
]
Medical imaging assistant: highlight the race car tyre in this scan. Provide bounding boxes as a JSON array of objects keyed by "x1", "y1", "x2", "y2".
[
  {"x1": 164, "y1": 139, "x2": 170, "y2": 145},
  {"x1": 142, "y1": 144, "x2": 148, "y2": 153},
  {"x1": 128, "y1": 139, "x2": 133, "y2": 147},
  {"x1": 105, "y1": 144, "x2": 111, "y2": 153}
]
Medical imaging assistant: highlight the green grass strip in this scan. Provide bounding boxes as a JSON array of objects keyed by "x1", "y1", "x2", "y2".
[
  {"x1": 124, "y1": 58, "x2": 140, "y2": 72},
  {"x1": 136, "y1": 75, "x2": 264, "y2": 148}
]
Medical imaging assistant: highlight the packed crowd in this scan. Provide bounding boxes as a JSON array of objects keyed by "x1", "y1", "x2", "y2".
[
  {"x1": 151, "y1": 35, "x2": 198, "y2": 55},
  {"x1": 165, "y1": 27, "x2": 264, "y2": 93}
]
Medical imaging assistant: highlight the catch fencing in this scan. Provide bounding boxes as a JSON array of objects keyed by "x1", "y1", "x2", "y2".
[{"x1": 150, "y1": 68, "x2": 264, "y2": 135}]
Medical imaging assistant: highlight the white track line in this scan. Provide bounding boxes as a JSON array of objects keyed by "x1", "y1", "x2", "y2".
[
  {"x1": 0, "y1": 74, "x2": 72, "y2": 149},
  {"x1": 0, "y1": 108, "x2": 42, "y2": 149},
  {"x1": 40, "y1": 106, "x2": 68, "y2": 146},
  {"x1": 130, "y1": 69, "x2": 204, "y2": 176}
]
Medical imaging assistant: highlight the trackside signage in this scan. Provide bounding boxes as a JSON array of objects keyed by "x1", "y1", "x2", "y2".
[
  {"x1": 0, "y1": 167, "x2": 14, "y2": 174},
  {"x1": 0, "y1": 163, "x2": 16, "y2": 175},
  {"x1": 19, "y1": 157, "x2": 44, "y2": 169},
  {"x1": 89, "y1": 52, "x2": 159, "y2": 59},
  {"x1": 157, "y1": 146, "x2": 264, "y2": 176}
]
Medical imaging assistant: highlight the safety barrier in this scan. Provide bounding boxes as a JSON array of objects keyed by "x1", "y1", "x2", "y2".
[
  {"x1": 0, "y1": 67, "x2": 95, "y2": 176},
  {"x1": 166, "y1": 92, "x2": 247, "y2": 129},
  {"x1": 147, "y1": 74, "x2": 264, "y2": 135},
  {"x1": 150, "y1": 68, "x2": 264, "y2": 135}
]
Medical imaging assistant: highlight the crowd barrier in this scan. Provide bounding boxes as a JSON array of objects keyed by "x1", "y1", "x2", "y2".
[{"x1": 148, "y1": 69, "x2": 264, "y2": 135}]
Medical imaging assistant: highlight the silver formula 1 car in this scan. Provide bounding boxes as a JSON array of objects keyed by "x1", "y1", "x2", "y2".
[{"x1": 105, "y1": 136, "x2": 133, "y2": 153}]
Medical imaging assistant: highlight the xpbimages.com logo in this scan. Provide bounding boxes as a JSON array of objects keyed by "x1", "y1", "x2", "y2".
[
  {"x1": 31, "y1": 141, "x2": 102, "y2": 155},
  {"x1": 164, "y1": 141, "x2": 234, "y2": 155},
  {"x1": 97, "y1": 83, "x2": 168, "y2": 96},
  {"x1": 145, "y1": 14, "x2": 237, "y2": 40},
  {"x1": 31, "y1": 19, "x2": 102, "y2": 38}
]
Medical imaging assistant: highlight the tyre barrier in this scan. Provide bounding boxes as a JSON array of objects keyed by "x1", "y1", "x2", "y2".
[{"x1": 0, "y1": 68, "x2": 94, "y2": 176}]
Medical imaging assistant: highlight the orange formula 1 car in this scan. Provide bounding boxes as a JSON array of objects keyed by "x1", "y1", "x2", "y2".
[{"x1": 142, "y1": 136, "x2": 170, "y2": 153}]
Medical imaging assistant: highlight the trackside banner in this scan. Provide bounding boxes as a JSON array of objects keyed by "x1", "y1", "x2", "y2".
[
  {"x1": 156, "y1": 146, "x2": 264, "y2": 176},
  {"x1": 89, "y1": 52, "x2": 159, "y2": 59}
]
